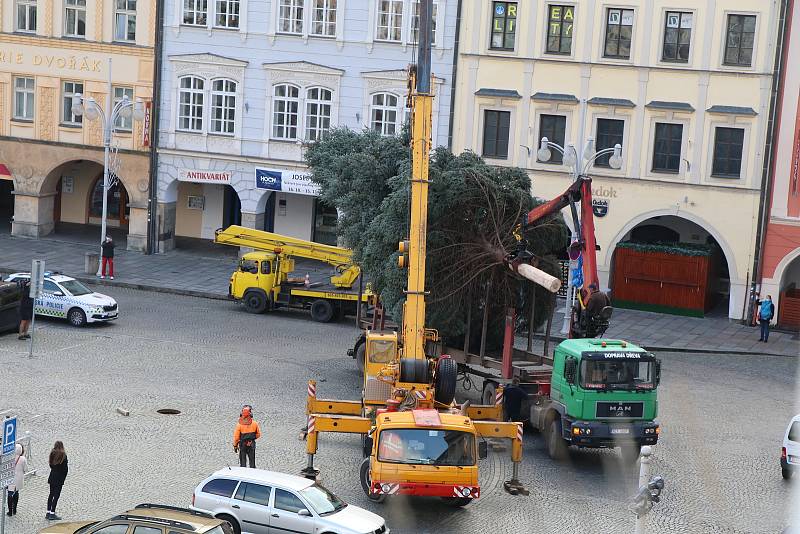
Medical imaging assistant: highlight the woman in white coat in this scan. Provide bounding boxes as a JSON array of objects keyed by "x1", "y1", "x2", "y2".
[{"x1": 6, "y1": 443, "x2": 26, "y2": 516}]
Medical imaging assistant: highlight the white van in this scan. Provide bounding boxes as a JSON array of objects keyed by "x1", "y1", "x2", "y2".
[{"x1": 782, "y1": 414, "x2": 800, "y2": 479}]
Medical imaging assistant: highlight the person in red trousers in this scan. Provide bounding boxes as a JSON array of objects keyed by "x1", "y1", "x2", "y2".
[{"x1": 101, "y1": 236, "x2": 115, "y2": 280}]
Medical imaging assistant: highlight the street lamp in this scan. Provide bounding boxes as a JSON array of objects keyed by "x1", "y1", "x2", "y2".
[
  {"x1": 72, "y1": 91, "x2": 145, "y2": 276},
  {"x1": 538, "y1": 136, "x2": 623, "y2": 334}
]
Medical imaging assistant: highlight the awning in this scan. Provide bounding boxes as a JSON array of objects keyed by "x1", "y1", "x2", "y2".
[{"x1": 0, "y1": 164, "x2": 12, "y2": 181}]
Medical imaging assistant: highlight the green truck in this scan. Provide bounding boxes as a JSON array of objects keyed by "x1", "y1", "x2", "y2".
[{"x1": 466, "y1": 338, "x2": 661, "y2": 462}]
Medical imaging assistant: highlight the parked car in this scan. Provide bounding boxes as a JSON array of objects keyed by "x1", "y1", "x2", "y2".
[
  {"x1": 38, "y1": 503, "x2": 234, "y2": 533},
  {"x1": 0, "y1": 280, "x2": 21, "y2": 335},
  {"x1": 191, "y1": 467, "x2": 388, "y2": 534},
  {"x1": 782, "y1": 414, "x2": 800, "y2": 479},
  {"x1": 4, "y1": 272, "x2": 118, "y2": 327}
]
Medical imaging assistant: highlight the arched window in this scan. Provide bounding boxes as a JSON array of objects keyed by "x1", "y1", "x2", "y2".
[
  {"x1": 272, "y1": 84, "x2": 300, "y2": 140},
  {"x1": 370, "y1": 92, "x2": 399, "y2": 136},
  {"x1": 210, "y1": 79, "x2": 236, "y2": 134},
  {"x1": 178, "y1": 76, "x2": 204, "y2": 132},
  {"x1": 89, "y1": 174, "x2": 129, "y2": 222},
  {"x1": 305, "y1": 87, "x2": 332, "y2": 141}
]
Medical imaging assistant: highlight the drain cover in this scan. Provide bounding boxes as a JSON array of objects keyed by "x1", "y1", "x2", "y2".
[{"x1": 157, "y1": 409, "x2": 181, "y2": 415}]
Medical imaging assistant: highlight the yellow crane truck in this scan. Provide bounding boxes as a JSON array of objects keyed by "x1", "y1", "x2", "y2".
[
  {"x1": 214, "y1": 226, "x2": 368, "y2": 322},
  {"x1": 300, "y1": 1, "x2": 526, "y2": 507}
]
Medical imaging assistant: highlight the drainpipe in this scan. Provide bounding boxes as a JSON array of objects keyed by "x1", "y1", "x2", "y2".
[
  {"x1": 746, "y1": 0, "x2": 791, "y2": 323},
  {"x1": 146, "y1": 0, "x2": 165, "y2": 255},
  {"x1": 446, "y1": 0, "x2": 463, "y2": 150}
]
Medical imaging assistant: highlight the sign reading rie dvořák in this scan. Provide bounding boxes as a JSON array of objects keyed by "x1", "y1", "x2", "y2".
[{"x1": 0, "y1": 48, "x2": 107, "y2": 73}]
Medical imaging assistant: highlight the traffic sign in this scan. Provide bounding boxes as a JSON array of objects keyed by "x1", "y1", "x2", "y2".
[
  {"x1": 1, "y1": 418, "x2": 15, "y2": 455},
  {"x1": 0, "y1": 453, "x2": 13, "y2": 489}
]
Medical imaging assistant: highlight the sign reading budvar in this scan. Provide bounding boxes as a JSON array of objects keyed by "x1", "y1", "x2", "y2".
[
  {"x1": 178, "y1": 169, "x2": 232, "y2": 185},
  {"x1": 255, "y1": 168, "x2": 320, "y2": 197}
]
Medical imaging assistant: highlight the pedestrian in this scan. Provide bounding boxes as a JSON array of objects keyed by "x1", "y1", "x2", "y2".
[
  {"x1": 757, "y1": 294, "x2": 775, "y2": 343},
  {"x1": 6, "y1": 443, "x2": 27, "y2": 516},
  {"x1": 100, "y1": 236, "x2": 115, "y2": 280},
  {"x1": 503, "y1": 377, "x2": 528, "y2": 423},
  {"x1": 233, "y1": 405, "x2": 261, "y2": 468},
  {"x1": 46, "y1": 441, "x2": 68, "y2": 520},
  {"x1": 17, "y1": 279, "x2": 33, "y2": 340}
]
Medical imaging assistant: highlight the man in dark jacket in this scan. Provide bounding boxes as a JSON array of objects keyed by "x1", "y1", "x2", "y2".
[
  {"x1": 101, "y1": 236, "x2": 115, "y2": 280},
  {"x1": 503, "y1": 378, "x2": 528, "y2": 422}
]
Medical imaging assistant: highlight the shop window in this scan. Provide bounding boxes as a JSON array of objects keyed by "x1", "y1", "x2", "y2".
[
  {"x1": 482, "y1": 110, "x2": 510, "y2": 159},
  {"x1": 546, "y1": 5, "x2": 574, "y2": 55},
  {"x1": 490, "y1": 1, "x2": 517, "y2": 50},
  {"x1": 724, "y1": 14, "x2": 756, "y2": 66},
  {"x1": 662, "y1": 11, "x2": 692, "y2": 62},
  {"x1": 711, "y1": 127, "x2": 744, "y2": 178},
  {"x1": 538, "y1": 114, "x2": 566, "y2": 164},
  {"x1": 603, "y1": 8, "x2": 633, "y2": 59},
  {"x1": 595, "y1": 118, "x2": 624, "y2": 167},
  {"x1": 652, "y1": 123, "x2": 683, "y2": 173}
]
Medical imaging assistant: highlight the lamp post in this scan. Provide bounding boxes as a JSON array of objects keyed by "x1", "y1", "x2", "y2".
[
  {"x1": 71, "y1": 59, "x2": 145, "y2": 276},
  {"x1": 537, "y1": 136, "x2": 623, "y2": 335}
]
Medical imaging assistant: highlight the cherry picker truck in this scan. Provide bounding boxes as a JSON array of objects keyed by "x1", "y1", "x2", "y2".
[{"x1": 300, "y1": 1, "x2": 530, "y2": 505}]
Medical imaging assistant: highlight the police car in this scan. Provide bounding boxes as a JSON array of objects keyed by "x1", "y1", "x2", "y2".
[{"x1": 3, "y1": 272, "x2": 118, "y2": 327}]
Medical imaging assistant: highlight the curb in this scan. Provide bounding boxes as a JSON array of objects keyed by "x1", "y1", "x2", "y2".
[{"x1": 532, "y1": 333, "x2": 795, "y2": 358}]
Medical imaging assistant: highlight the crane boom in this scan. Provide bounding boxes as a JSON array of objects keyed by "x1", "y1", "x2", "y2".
[{"x1": 214, "y1": 225, "x2": 360, "y2": 288}]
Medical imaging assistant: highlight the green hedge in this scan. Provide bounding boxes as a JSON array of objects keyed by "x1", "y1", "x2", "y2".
[{"x1": 616, "y1": 241, "x2": 714, "y2": 257}]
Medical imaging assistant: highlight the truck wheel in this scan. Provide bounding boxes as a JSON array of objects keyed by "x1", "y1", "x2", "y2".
[
  {"x1": 400, "y1": 358, "x2": 428, "y2": 383},
  {"x1": 310, "y1": 299, "x2": 335, "y2": 322},
  {"x1": 356, "y1": 342, "x2": 366, "y2": 375},
  {"x1": 547, "y1": 419, "x2": 569, "y2": 461},
  {"x1": 619, "y1": 444, "x2": 641, "y2": 464},
  {"x1": 243, "y1": 291, "x2": 267, "y2": 314},
  {"x1": 434, "y1": 358, "x2": 458, "y2": 405},
  {"x1": 482, "y1": 381, "x2": 497, "y2": 407},
  {"x1": 441, "y1": 497, "x2": 472, "y2": 507},
  {"x1": 359, "y1": 457, "x2": 385, "y2": 502}
]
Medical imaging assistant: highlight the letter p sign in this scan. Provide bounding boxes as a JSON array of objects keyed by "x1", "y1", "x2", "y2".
[{"x1": 2, "y1": 417, "x2": 16, "y2": 455}]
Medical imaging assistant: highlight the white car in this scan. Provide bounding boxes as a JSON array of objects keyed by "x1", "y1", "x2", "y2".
[
  {"x1": 191, "y1": 467, "x2": 388, "y2": 534},
  {"x1": 4, "y1": 272, "x2": 118, "y2": 327},
  {"x1": 782, "y1": 414, "x2": 800, "y2": 479}
]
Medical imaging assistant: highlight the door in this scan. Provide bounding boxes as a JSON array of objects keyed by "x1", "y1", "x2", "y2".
[
  {"x1": 39, "y1": 280, "x2": 66, "y2": 318},
  {"x1": 268, "y1": 489, "x2": 315, "y2": 534},
  {"x1": 232, "y1": 482, "x2": 272, "y2": 534}
]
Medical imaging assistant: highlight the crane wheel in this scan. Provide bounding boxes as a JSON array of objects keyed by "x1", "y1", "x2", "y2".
[
  {"x1": 400, "y1": 358, "x2": 428, "y2": 383},
  {"x1": 359, "y1": 457, "x2": 385, "y2": 502},
  {"x1": 243, "y1": 291, "x2": 268, "y2": 314},
  {"x1": 310, "y1": 299, "x2": 335, "y2": 322},
  {"x1": 434, "y1": 358, "x2": 458, "y2": 405},
  {"x1": 482, "y1": 381, "x2": 497, "y2": 406}
]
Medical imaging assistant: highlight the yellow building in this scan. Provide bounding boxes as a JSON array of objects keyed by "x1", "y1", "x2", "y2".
[
  {"x1": 0, "y1": 0, "x2": 155, "y2": 250},
  {"x1": 451, "y1": 1, "x2": 781, "y2": 319}
]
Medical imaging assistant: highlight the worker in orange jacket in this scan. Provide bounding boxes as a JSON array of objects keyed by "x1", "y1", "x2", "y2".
[{"x1": 233, "y1": 405, "x2": 262, "y2": 468}]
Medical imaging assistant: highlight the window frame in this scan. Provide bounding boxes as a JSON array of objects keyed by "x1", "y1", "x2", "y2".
[
  {"x1": 711, "y1": 126, "x2": 746, "y2": 178},
  {"x1": 210, "y1": 78, "x2": 237, "y2": 135},
  {"x1": 278, "y1": 0, "x2": 305, "y2": 34},
  {"x1": 310, "y1": 0, "x2": 336, "y2": 37},
  {"x1": 64, "y1": 0, "x2": 87, "y2": 37},
  {"x1": 375, "y1": 0, "x2": 404, "y2": 42},
  {"x1": 369, "y1": 92, "x2": 401, "y2": 136},
  {"x1": 481, "y1": 109, "x2": 511, "y2": 160},
  {"x1": 177, "y1": 75, "x2": 205, "y2": 133},
  {"x1": 723, "y1": 13, "x2": 757, "y2": 67},
  {"x1": 15, "y1": 0, "x2": 37, "y2": 33},
  {"x1": 602, "y1": 7, "x2": 634, "y2": 60},
  {"x1": 593, "y1": 117, "x2": 625, "y2": 169},
  {"x1": 305, "y1": 86, "x2": 332, "y2": 141},
  {"x1": 489, "y1": 1, "x2": 518, "y2": 51},
  {"x1": 113, "y1": 0, "x2": 137, "y2": 41},
  {"x1": 182, "y1": 0, "x2": 208, "y2": 26},
  {"x1": 411, "y1": 0, "x2": 437, "y2": 45},
  {"x1": 545, "y1": 4, "x2": 575, "y2": 56},
  {"x1": 272, "y1": 83, "x2": 301, "y2": 140},
  {"x1": 660, "y1": 10, "x2": 693, "y2": 63},
  {"x1": 13, "y1": 77, "x2": 35, "y2": 121},
  {"x1": 113, "y1": 86, "x2": 134, "y2": 131},
  {"x1": 273, "y1": 488, "x2": 308, "y2": 514},
  {"x1": 214, "y1": 0, "x2": 240, "y2": 28},
  {"x1": 61, "y1": 80, "x2": 84, "y2": 125},
  {"x1": 537, "y1": 113, "x2": 567, "y2": 164},
  {"x1": 650, "y1": 122, "x2": 684, "y2": 174}
]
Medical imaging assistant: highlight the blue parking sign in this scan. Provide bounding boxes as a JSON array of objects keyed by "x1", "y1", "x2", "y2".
[{"x1": 2, "y1": 417, "x2": 16, "y2": 454}]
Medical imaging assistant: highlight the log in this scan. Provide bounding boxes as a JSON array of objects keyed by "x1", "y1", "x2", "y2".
[{"x1": 512, "y1": 263, "x2": 561, "y2": 293}]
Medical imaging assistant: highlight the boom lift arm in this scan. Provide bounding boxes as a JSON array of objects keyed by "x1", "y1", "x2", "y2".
[{"x1": 214, "y1": 225, "x2": 361, "y2": 288}]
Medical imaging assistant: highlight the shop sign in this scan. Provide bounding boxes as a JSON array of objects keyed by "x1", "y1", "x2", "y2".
[
  {"x1": 255, "y1": 168, "x2": 320, "y2": 197},
  {"x1": 592, "y1": 199, "x2": 609, "y2": 217},
  {"x1": 178, "y1": 169, "x2": 232, "y2": 184},
  {"x1": 142, "y1": 101, "x2": 152, "y2": 148}
]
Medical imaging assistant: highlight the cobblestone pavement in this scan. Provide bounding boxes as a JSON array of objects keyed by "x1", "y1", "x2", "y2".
[{"x1": 0, "y1": 288, "x2": 797, "y2": 534}]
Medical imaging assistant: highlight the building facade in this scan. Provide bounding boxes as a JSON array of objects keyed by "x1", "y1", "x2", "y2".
[
  {"x1": 156, "y1": 0, "x2": 458, "y2": 250},
  {"x1": 0, "y1": 0, "x2": 156, "y2": 250},
  {"x1": 451, "y1": 0, "x2": 782, "y2": 319},
  {"x1": 758, "y1": 0, "x2": 799, "y2": 330}
]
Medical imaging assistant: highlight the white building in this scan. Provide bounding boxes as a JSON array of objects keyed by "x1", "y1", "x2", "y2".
[{"x1": 156, "y1": 0, "x2": 458, "y2": 250}]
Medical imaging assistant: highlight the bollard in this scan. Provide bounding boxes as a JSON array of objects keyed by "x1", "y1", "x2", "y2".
[{"x1": 634, "y1": 445, "x2": 653, "y2": 534}]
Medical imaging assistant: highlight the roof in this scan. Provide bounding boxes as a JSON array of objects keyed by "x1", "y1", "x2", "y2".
[
  {"x1": 212, "y1": 467, "x2": 314, "y2": 491},
  {"x1": 377, "y1": 411, "x2": 475, "y2": 431},
  {"x1": 557, "y1": 338, "x2": 647, "y2": 357},
  {"x1": 474, "y1": 88, "x2": 522, "y2": 99},
  {"x1": 532, "y1": 92, "x2": 579, "y2": 103},
  {"x1": 587, "y1": 97, "x2": 636, "y2": 108},
  {"x1": 706, "y1": 105, "x2": 758, "y2": 116},
  {"x1": 122, "y1": 504, "x2": 221, "y2": 531},
  {"x1": 646, "y1": 100, "x2": 695, "y2": 112},
  {"x1": 6, "y1": 272, "x2": 73, "y2": 283},
  {"x1": 242, "y1": 251, "x2": 278, "y2": 260}
]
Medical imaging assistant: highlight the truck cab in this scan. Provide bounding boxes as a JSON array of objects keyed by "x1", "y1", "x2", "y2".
[{"x1": 532, "y1": 339, "x2": 661, "y2": 461}]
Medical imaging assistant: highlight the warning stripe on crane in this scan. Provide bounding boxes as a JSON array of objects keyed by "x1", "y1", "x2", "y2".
[
  {"x1": 454, "y1": 486, "x2": 479, "y2": 498},
  {"x1": 307, "y1": 382, "x2": 316, "y2": 398},
  {"x1": 495, "y1": 389, "x2": 503, "y2": 406},
  {"x1": 414, "y1": 390, "x2": 426, "y2": 400},
  {"x1": 307, "y1": 416, "x2": 316, "y2": 434},
  {"x1": 517, "y1": 423, "x2": 523, "y2": 442}
]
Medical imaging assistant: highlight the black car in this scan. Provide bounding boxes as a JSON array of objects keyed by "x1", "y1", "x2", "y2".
[{"x1": 0, "y1": 280, "x2": 22, "y2": 335}]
